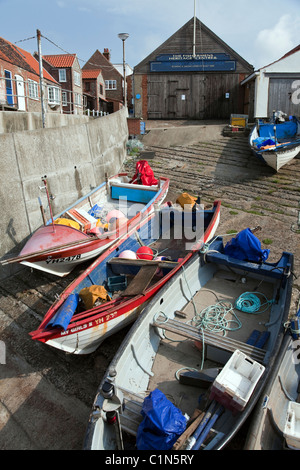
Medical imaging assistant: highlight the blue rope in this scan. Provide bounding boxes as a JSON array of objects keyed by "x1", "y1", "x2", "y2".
[{"x1": 235, "y1": 292, "x2": 274, "y2": 314}]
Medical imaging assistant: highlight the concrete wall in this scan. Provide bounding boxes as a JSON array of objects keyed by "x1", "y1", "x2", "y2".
[
  {"x1": 0, "y1": 107, "x2": 128, "y2": 280},
  {"x1": 0, "y1": 111, "x2": 93, "y2": 134}
]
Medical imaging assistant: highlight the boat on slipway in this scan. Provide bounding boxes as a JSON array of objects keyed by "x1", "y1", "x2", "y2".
[
  {"x1": 83, "y1": 233, "x2": 293, "y2": 450},
  {"x1": 245, "y1": 305, "x2": 300, "y2": 450},
  {"x1": 1, "y1": 162, "x2": 169, "y2": 277},
  {"x1": 29, "y1": 200, "x2": 221, "y2": 355},
  {"x1": 249, "y1": 114, "x2": 300, "y2": 171}
]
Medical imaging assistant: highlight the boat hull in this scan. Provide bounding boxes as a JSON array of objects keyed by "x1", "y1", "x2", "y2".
[
  {"x1": 30, "y1": 201, "x2": 221, "y2": 354},
  {"x1": 83, "y1": 237, "x2": 293, "y2": 450},
  {"x1": 245, "y1": 334, "x2": 300, "y2": 450},
  {"x1": 15, "y1": 173, "x2": 169, "y2": 276},
  {"x1": 249, "y1": 117, "x2": 300, "y2": 171}
]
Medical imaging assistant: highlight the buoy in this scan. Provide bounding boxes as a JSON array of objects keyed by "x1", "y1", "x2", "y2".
[
  {"x1": 118, "y1": 250, "x2": 137, "y2": 259},
  {"x1": 136, "y1": 246, "x2": 153, "y2": 260},
  {"x1": 111, "y1": 217, "x2": 128, "y2": 230},
  {"x1": 106, "y1": 209, "x2": 125, "y2": 222}
]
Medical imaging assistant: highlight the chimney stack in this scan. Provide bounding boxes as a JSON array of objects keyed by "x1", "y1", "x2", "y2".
[{"x1": 103, "y1": 48, "x2": 110, "y2": 61}]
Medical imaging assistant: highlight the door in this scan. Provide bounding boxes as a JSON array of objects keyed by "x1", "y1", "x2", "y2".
[
  {"x1": 268, "y1": 78, "x2": 299, "y2": 116},
  {"x1": 15, "y1": 74, "x2": 26, "y2": 111},
  {"x1": 5, "y1": 70, "x2": 13, "y2": 106}
]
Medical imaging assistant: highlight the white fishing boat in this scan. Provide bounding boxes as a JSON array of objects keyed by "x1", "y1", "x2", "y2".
[
  {"x1": 1, "y1": 162, "x2": 169, "y2": 277},
  {"x1": 83, "y1": 234, "x2": 293, "y2": 450}
]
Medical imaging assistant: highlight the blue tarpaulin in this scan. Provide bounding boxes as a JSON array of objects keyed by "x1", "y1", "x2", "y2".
[
  {"x1": 136, "y1": 389, "x2": 187, "y2": 450},
  {"x1": 259, "y1": 120, "x2": 297, "y2": 140},
  {"x1": 224, "y1": 228, "x2": 270, "y2": 263},
  {"x1": 46, "y1": 293, "x2": 79, "y2": 331}
]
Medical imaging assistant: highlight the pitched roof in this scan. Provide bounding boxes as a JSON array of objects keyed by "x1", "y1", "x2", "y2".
[
  {"x1": 82, "y1": 69, "x2": 102, "y2": 79},
  {"x1": 135, "y1": 17, "x2": 254, "y2": 73},
  {"x1": 0, "y1": 36, "x2": 57, "y2": 83},
  {"x1": 83, "y1": 50, "x2": 122, "y2": 77},
  {"x1": 43, "y1": 54, "x2": 76, "y2": 68}
]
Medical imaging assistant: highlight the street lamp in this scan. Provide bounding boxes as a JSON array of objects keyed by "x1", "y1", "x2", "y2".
[{"x1": 118, "y1": 33, "x2": 129, "y2": 107}]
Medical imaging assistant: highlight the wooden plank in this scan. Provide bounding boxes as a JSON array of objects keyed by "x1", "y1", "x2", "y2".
[
  {"x1": 121, "y1": 264, "x2": 159, "y2": 296},
  {"x1": 152, "y1": 315, "x2": 266, "y2": 362},
  {"x1": 108, "y1": 257, "x2": 178, "y2": 270}
]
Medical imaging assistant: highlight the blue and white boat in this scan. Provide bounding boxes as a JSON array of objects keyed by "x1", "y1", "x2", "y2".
[
  {"x1": 249, "y1": 115, "x2": 300, "y2": 171},
  {"x1": 83, "y1": 231, "x2": 293, "y2": 450}
]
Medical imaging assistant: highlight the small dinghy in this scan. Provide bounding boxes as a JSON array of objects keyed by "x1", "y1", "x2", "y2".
[
  {"x1": 29, "y1": 199, "x2": 221, "y2": 354},
  {"x1": 249, "y1": 114, "x2": 300, "y2": 171},
  {"x1": 83, "y1": 232, "x2": 293, "y2": 450},
  {"x1": 1, "y1": 161, "x2": 169, "y2": 277}
]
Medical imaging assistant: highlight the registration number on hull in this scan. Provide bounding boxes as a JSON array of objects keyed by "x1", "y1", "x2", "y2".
[{"x1": 45, "y1": 254, "x2": 82, "y2": 264}]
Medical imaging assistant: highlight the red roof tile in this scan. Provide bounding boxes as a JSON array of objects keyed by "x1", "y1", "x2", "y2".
[
  {"x1": 82, "y1": 69, "x2": 102, "y2": 79},
  {"x1": 43, "y1": 54, "x2": 76, "y2": 68},
  {"x1": 0, "y1": 37, "x2": 57, "y2": 83}
]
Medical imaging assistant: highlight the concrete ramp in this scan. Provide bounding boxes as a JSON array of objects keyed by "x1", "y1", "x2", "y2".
[{"x1": 141, "y1": 123, "x2": 226, "y2": 147}]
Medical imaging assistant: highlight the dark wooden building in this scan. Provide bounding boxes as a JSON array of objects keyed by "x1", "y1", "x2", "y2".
[{"x1": 133, "y1": 17, "x2": 254, "y2": 120}]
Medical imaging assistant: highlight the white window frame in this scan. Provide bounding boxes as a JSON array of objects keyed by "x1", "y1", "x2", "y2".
[
  {"x1": 74, "y1": 92, "x2": 81, "y2": 107},
  {"x1": 48, "y1": 86, "x2": 61, "y2": 105},
  {"x1": 28, "y1": 79, "x2": 39, "y2": 100},
  {"x1": 74, "y1": 70, "x2": 81, "y2": 87},
  {"x1": 59, "y1": 69, "x2": 66, "y2": 82},
  {"x1": 105, "y1": 79, "x2": 117, "y2": 90},
  {"x1": 62, "y1": 91, "x2": 68, "y2": 106}
]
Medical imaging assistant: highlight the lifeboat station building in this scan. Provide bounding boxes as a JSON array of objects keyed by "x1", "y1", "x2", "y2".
[{"x1": 133, "y1": 17, "x2": 254, "y2": 120}]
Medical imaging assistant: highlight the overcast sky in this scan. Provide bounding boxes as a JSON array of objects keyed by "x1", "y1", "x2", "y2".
[{"x1": 1, "y1": 0, "x2": 299, "y2": 71}]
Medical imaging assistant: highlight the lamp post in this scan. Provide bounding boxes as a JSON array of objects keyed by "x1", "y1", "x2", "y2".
[{"x1": 118, "y1": 33, "x2": 129, "y2": 107}]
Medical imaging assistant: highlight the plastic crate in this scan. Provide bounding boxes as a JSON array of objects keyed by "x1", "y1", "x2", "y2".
[
  {"x1": 209, "y1": 350, "x2": 265, "y2": 413},
  {"x1": 230, "y1": 114, "x2": 248, "y2": 128},
  {"x1": 283, "y1": 401, "x2": 300, "y2": 449}
]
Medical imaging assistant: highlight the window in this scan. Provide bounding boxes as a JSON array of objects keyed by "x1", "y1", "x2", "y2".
[
  {"x1": 59, "y1": 69, "x2": 66, "y2": 82},
  {"x1": 62, "y1": 91, "x2": 68, "y2": 106},
  {"x1": 28, "y1": 79, "x2": 39, "y2": 100},
  {"x1": 48, "y1": 86, "x2": 60, "y2": 105},
  {"x1": 74, "y1": 71, "x2": 81, "y2": 86},
  {"x1": 105, "y1": 80, "x2": 117, "y2": 90},
  {"x1": 4, "y1": 69, "x2": 14, "y2": 105},
  {"x1": 74, "y1": 92, "x2": 81, "y2": 107},
  {"x1": 100, "y1": 84, "x2": 103, "y2": 95}
]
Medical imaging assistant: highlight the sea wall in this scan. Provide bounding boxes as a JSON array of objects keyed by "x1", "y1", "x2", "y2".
[{"x1": 0, "y1": 107, "x2": 128, "y2": 279}]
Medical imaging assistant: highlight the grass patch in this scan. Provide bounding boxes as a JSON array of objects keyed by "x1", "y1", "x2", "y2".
[
  {"x1": 262, "y1": 238, "x2": 273, "y2": 245},
  {"x1": 229, "y1": 210, "x2": 238, "y2": 215}
]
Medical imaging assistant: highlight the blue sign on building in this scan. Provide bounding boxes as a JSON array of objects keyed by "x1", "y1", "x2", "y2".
[{"x1": 150, "y1": 52, "x2": 236, "y2": 72}]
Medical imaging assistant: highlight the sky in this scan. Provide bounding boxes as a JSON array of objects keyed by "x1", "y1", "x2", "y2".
[{"x1": 0, "y1": 0, "x2": 299, "y2": 71}]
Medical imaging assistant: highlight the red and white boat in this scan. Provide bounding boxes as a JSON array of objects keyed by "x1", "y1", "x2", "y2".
[
  {"x1": 29, "y1": 200, "x2": 221, "y2": 355},
  {"x1": 2, "y1": 162, "x2": 169, "y2": 277}
]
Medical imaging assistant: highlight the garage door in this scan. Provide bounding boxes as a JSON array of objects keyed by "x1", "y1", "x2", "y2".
[{"x1": 268, "y1": 78, "x2": 299, "y2": 116}]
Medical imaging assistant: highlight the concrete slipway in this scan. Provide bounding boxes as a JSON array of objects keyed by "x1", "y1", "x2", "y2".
[{"x1": 0, "y1": 120, "x2": 300, "y2": 450}]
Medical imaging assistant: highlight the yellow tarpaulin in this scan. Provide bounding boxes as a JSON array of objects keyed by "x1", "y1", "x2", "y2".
[
  {"x1": 176, "y1": 192, "x2": 197, "y2": 210},
  {"x1": 79, "y1": 285, "x2": 111, "y2": 310},
  {"x1": 54, "y1": 218, "x2": 80, "y2": 230}
]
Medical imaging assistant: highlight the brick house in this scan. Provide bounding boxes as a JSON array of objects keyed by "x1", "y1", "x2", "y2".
[
  {"x1": 83, "y1": 49, "x2": 124, "y2": 113},
  {"x1": 0, "y1": 36, "x2": 60, "y2": 112},
  {"x1": 82, "y1": 68, "x2": 107, "y2": 114},
  {"x1": 41, "y1": 54, "x2": 83, "y2": 114}
]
